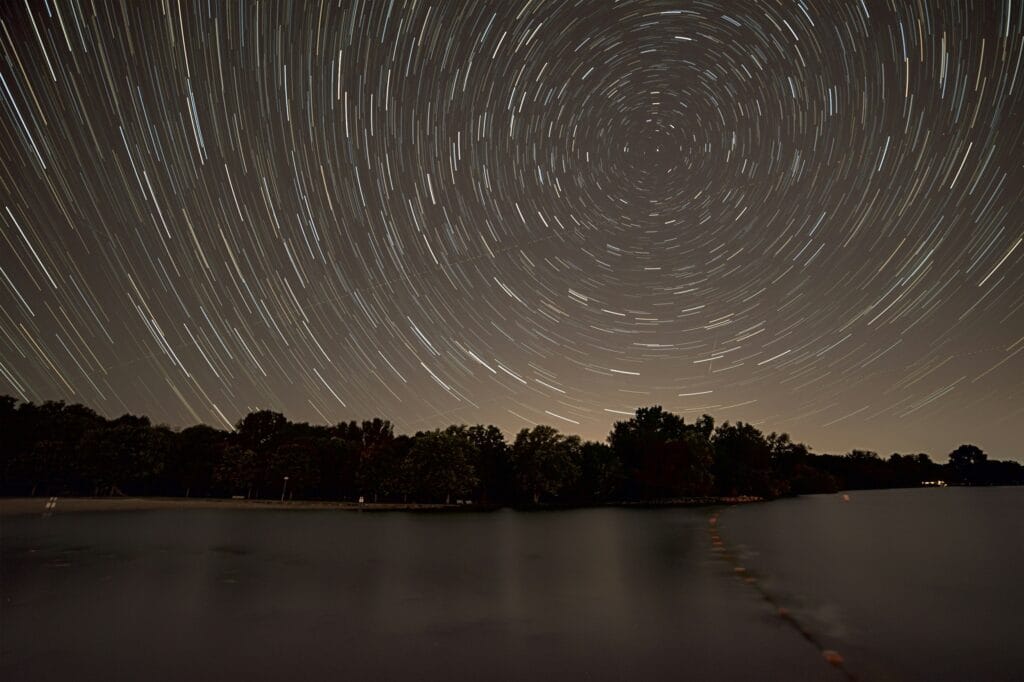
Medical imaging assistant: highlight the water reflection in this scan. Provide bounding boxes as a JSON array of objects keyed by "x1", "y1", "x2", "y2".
[
  {"x1": 721, "y1": 487, "x2": 1024, "y2": 681},
  {"x1": 3, "y1": 507, "x2": 850, "y2": 681}
]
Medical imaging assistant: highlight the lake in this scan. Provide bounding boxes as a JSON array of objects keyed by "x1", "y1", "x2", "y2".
[
  {"x1": 2, "y1": 487, "x2": 1020, "y2": 681},
  {"x1": 719, "y1": 486, "x2": 1024, "y2": 681}
]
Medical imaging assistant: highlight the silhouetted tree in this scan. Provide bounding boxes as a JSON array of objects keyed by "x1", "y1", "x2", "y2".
[
  {"x1": 362, "y1": 433, "x2": 414, "y2": 502},
  {"x1": 468, "y1": 424, "x2": 511, "y2": 504},
  {"x1": 215, "y1": 444, "x2": 259, "y2": 498},
  {"x1": 167, "y1": 425, "x2": 227, "y2": 497},
  {"x1": 408, "y1": 428, "x2": 478, "y2": 503},
  {"x1": 948, "y1": 444, "x2": 987, "y2": 485},
  {"x1": 236, "y1": 410, "x2": 290, "y2": 453},
  {"x1": 272, "y1": 440, "x2": 320, "y2": 499},
  {"x1": 887, "y1": 452, "x2": 939, "y2": 487},
  {"x1": 2, "y1": 395, "x2": 1020, "y2": 503},
  {"x1": 572, "y1": 441, "x2": 623, "y2": 501},
  {"x1": 77, "y1": 422, "x2": 172, "y2": 495},
  {"x1": 609, "y1": 407, "x2": 714, "y2": 499},
  {"x1": 511, "y1": 425, "x2": 581, "y2": 504},
  {"x1": 769, "y1": 434, "x2": 839, "y2": 495},
  {"x1": 355, "y1": 418, "x2": 395, "y2": 501},
  {"x1": 840, "y1": 450, "x2": 892, "y2": 489},
  {"x1": 712, "y1": 422, "x2": 773, "y2": 497},
  {"x1": 977, "y1": 458, "x2": 1024, "y2": 485}
]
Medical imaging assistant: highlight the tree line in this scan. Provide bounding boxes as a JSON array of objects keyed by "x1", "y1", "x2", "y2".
[{"x1": 1, "y1": 396, "x2": 1020, "y2": 504}]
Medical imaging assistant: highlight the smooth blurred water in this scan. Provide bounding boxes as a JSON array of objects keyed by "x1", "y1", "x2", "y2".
[
  {"x1": 719, "y1": 486, "x2": 1024, "y2": 681},
  {"x1": 2, "y1": 506, "x2": 840, "y2": 681},
  {"x1": 2, "y1": 489, "x2": 1018, "y2": 681}
]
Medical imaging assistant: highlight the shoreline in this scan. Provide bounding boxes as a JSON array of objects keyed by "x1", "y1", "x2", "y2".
[
  {"x1": 0, "y1": 495, "x2": 763, "y2": 517},
  {"x1": 0, "y1": 496, "x2": 470, "y2": 516}
]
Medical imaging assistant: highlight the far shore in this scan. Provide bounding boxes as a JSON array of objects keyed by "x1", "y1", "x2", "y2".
[{"x1": 0, "y1": 495, "x2": 763, "y2": 517}]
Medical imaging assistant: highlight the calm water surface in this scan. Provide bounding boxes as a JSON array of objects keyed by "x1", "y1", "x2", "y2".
[
  {"x1": 719, "y1": 486, "x2": 1024, "y2": 681},
  {"x1": 2, "y1": 488, "x2": 1020, "y2": 681}
]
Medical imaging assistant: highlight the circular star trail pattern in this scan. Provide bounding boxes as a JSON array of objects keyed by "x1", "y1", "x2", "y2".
[{"x1": 1, "y1": 1, "x2": 1023, "y2": 458}]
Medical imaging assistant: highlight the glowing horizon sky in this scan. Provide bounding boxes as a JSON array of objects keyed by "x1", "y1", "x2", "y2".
[{"x1": 1, "y1": 1, "x2": 1022, "y2": 461}]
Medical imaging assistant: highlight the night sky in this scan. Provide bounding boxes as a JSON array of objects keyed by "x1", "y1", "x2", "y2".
[{"x1": 1, "y1": 1, "x2": 1022, "y2": 461}]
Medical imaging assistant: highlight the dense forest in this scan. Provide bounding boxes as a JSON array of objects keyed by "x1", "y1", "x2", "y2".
[{"x1": 1, "y1": 395, "x2": 1021, "y2": 504}]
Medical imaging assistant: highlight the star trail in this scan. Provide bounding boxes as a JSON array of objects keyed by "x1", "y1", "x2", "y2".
[{"x1": 1, "y1": 0, "x2": 1022, "y2": 459}]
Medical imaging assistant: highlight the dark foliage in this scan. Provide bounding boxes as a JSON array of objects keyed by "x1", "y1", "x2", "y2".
[{"x1": 1, "y1": 396, "x2": 1021, "y2": 503}]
